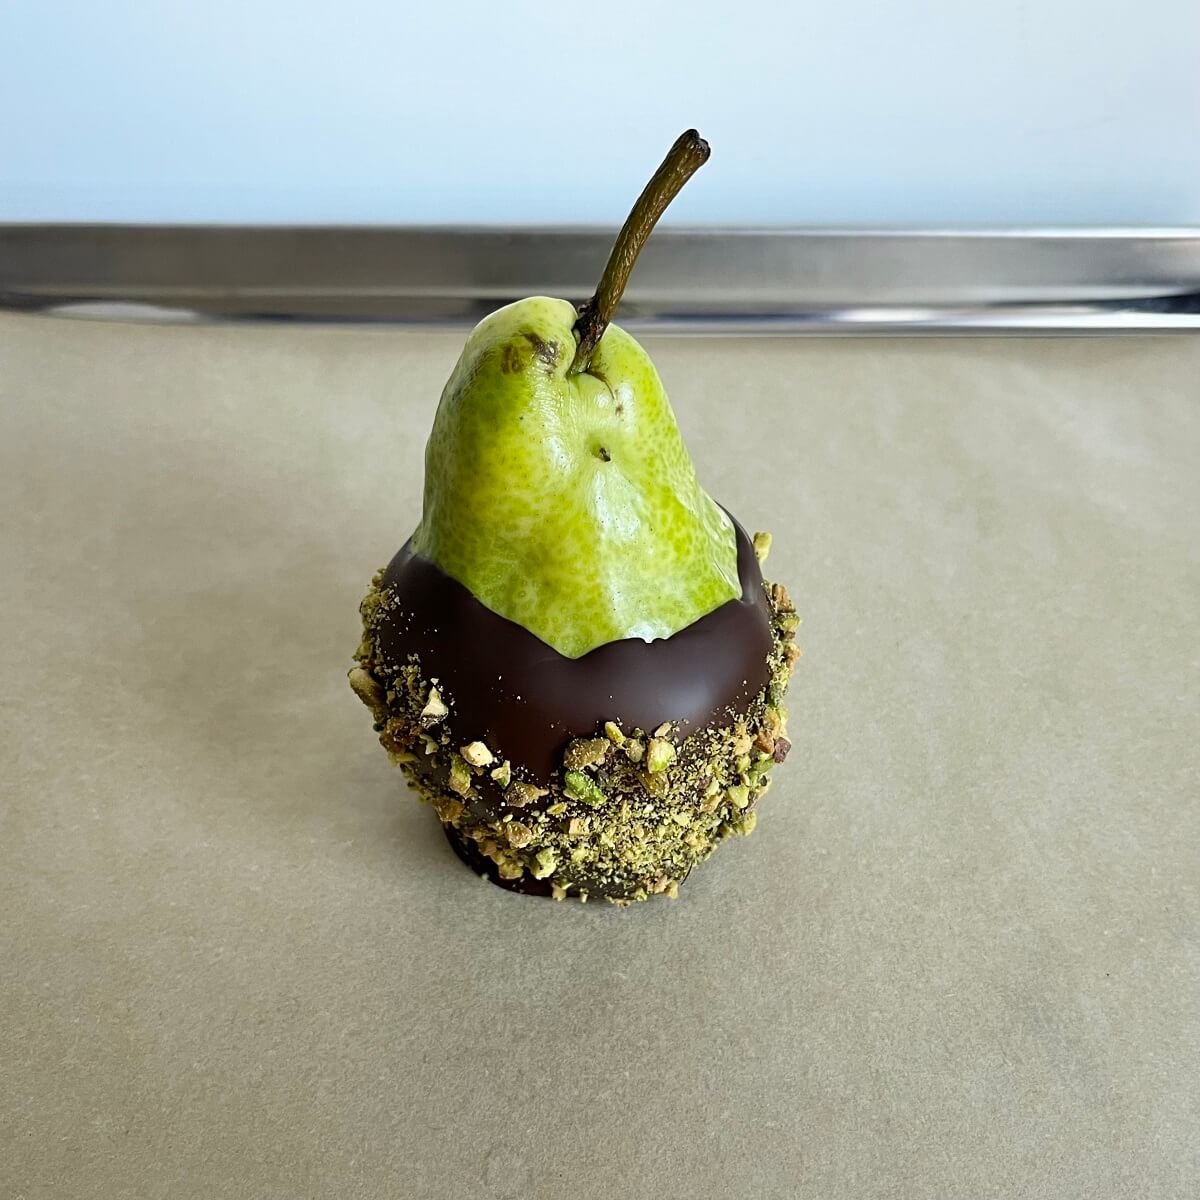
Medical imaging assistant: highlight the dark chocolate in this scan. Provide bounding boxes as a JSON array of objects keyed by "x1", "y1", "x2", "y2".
[{"x1": 374, "y1": 516, "x2": 772, "y2": 786}]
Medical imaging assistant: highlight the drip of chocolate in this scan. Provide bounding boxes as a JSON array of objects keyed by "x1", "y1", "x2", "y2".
[{"x1": 374, "y1": 516, "x2": 772, "y2": 785}]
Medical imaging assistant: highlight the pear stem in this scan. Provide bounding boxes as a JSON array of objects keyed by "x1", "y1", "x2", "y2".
[{"x1": 569, "y1": 129, "x2": 710, "y2": 374}]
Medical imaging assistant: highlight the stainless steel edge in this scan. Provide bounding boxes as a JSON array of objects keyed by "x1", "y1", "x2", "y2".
[{"x1": 2, "y1": 224, "x2": 1199, "y2": 333}]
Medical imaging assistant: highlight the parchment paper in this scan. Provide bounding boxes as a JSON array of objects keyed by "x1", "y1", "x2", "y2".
[{"x1": 2, "y1": 314, "x2": 1197, "y2": 1198}]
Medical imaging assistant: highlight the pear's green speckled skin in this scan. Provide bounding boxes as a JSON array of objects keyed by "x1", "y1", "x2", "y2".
[{"x1": 412, "y1": 297, "x2": 740, "y2": 659}]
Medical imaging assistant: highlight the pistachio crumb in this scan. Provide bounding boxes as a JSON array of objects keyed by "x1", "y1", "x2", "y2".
[
  {"x1": 624, "y1": 739, "x2": 645, "y2": 764},
  {"x1": 753, "y1": 530, "x2": 773, "y2": 564},
  {"x1": 653, "y1": 722, "x2": 673, "y2": 739},
  {"x1": 489, "y1": 760, "x2": 512, "y2": 788}
]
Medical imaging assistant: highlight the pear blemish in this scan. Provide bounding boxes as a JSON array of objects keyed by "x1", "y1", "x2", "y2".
[{"x1": 350, "y1": 130, "x2": 799, "y2": 904}]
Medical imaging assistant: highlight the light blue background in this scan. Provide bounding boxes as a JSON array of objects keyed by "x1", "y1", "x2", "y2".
[{"x1": 2, "y1": 0, "x2": 1197, "y2": 225}]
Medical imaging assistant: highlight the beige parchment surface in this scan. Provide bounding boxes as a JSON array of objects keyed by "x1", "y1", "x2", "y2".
[{"x1": 1, "y1": 313, "x2": 1197, "y2": 1199}]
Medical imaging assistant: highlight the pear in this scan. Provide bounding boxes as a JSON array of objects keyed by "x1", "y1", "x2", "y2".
[{"x1": 412, "y1": 131, "x2": 738, "y2": 659}]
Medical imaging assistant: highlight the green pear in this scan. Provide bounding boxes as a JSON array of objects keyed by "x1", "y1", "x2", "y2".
[
  {"x1": 403, "y1": 130, "x2": 733, "y2": 658},
  {"x1": 412, "y1": 295, "x2": 739, "y2": 658}
]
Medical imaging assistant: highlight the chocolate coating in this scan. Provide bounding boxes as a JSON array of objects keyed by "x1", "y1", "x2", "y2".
[{"x1": 375, "y1": 516, "x2": 772, "y2": 785}]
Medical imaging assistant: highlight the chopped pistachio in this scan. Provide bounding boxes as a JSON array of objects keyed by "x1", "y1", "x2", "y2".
[
  {"x1": 434, "y1": 796, "x2": 464, "y2": 824},
  {"x1": 447, "y1": 754, "x2": 472, "y2": 796},
  {"x1": 624, "y1": 738, "x2": 645, "y2": 764},
  {"x1": 752, "y1": 530, "x2": 773, "y2": 564},
  {"x1": 531, "y1": 849, "x2": 557, "y2": 880},
  {"x1": 603, "y1": 720, "x2": 626, "y2": 745},
  {"x1": 489, "y1": 760, "x2": 512, "y2": 788},
  {"x1": 779, "y1": 613, "x2": 801, "y2": 638},
  {"x1": 735, "y1": 810, "x2": 758, "y2": 836},
  {"x1": 563, "y1": 737, "x2": 609, "y2": 771},
  {"x1": 460, "y1": 741, "x2": 494, "y2": 768},
  {"x1": 771, "y1": 582, "x2": 795, "y2": 612},
  {"x1": 566, "y1": 816, "x2": 590, "y2": 838},
  {"x1": 506, "y1": 780, "x2": 547, "y2": 808},
  {"x1": 670, "y1": 811, "x2": 692, "y2": 827},
  {"x1": 749, "y1": 757, "x2": 773, "y2": 783},
  {"x1": 564, "y1": 771, "x2": 606, "y2": 807},
  {"x1": 505, "y1": 821, "x2": 532, "y2": 848},
  {"x1": 653, "y1": 722, "x2": 673, "y2": 739},
  {"x1": 646, "y1": 738, "x2": 676, "y2": 774},
  {"x1": 348, "y1": 666, "x2": 385, "y2": 712},
  {"x1": 640, "y1": 769, "x2": 668, "y2": 798},
  {"x1": 550, "y1": 884, "x2": 567, "y2": 901},
  {"x1": 419, "y1": 686, "x2": 448, "y2": 725},
  {"x1": 727, "y1": 784, "x2": 750, "y2": 810}
]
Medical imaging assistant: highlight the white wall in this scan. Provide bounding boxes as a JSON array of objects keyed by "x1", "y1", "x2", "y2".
[{"x1": 2, "y1": 0, "x2": 1197, "y2": 226}]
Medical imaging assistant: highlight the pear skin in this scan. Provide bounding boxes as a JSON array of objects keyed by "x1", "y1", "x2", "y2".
[{"x1": 412, "y1": 296, "x2": 739, "y2": 658}]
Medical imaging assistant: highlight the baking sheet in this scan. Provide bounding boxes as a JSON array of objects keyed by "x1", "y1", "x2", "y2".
[{"x1": 2, "y1": 315, "x2": 1197, "y2": 1197}]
